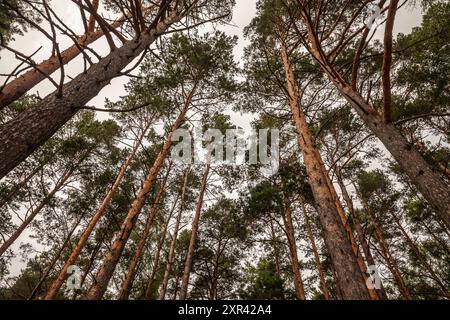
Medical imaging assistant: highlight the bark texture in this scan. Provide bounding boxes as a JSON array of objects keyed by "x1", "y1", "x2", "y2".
[
  {"x1": 45, "y1": 124, "x2": 150, "y2": 300},
  {"x1": 280, "y1": 43, "x2": 370, "y2": 299},
  {"x1": 0, "y1": 12, "x2": 181, "y2": 179},
  {"x1": 179, "y1": 164, "x2": 210, "y2": 300},
  {"x1": 85, "y1": 99, "x2": 189, "y2": 300}
]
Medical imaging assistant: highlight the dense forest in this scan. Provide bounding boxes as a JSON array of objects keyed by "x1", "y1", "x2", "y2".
[{"x1": 0, "y1": 0, "x2": 448, "y2": 301}]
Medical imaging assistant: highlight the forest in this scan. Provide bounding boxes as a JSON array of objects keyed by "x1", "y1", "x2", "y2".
[{"x1": 0, "y1": 0, "x2": 448, "y2": 301}]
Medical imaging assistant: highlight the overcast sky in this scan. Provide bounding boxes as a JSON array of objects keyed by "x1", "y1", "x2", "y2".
[{"x1": 0, "y1": 0, "x2": 424, "y2": 278}]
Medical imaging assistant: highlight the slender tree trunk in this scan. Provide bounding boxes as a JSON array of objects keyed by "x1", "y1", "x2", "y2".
[
  {"x1": 280, "y1": 42, "x2": 370, "y2": 299},
  {"x1": 281, "y1": 196, "x2": 306, "y2": 300},
  {"x1": 0, "y1": 12, "x2": 182, "y2": 179},
  {"x1": 391, "y1": 212, "x2": 450, "y2": 298},
  {"x1": 269, "y1": 218, "x2": 282, "y2": 278},
  {"x1": 0, "y1": 167, "x2": 74, "y2": 257},
  {"x1": 72, "y1": 240, "x2": 102, "y2": 300},
  {"x1": 28, "y1": 212, "x2": 85, "y2": 300},
  {"x1": 45, "y1": 122, "x2": 151, "y2": 299},
  {"x1": 179, "y1": 164, "x2": 210, "y2": 300},
  {"x1": 335, "y1": 166, "x2": 387, "y2": 299},
  {"x1": 143, "y1": 193, "x2": 180, "y2": 300},
  {"x1": 0, "y1": 9, "x2": 140, "y2": 109},
  {"x1": 208, "y1": 238, "x2": 223, "y2": 300},
  {"x1": 85, "y1": 90, "x2": 194, "y2": 300},
  {"x1": 355, "y1": 185, "x2": 412, "y2": 300},
  {"x1": 302, "y1": 23, "x2": 450, "y2": 229},
  {"x1": 300, "y1": 198, "x2": 330, "y2": 300},
  {"x1": 317, "y1": 148, "x2": 379, "y2": 299},
  {"x1": 158, "y1": 168, "x2": 190, "y2": 300},
  {"x1": 118, "y1": 162, "x2": 173, "y2": 300}
]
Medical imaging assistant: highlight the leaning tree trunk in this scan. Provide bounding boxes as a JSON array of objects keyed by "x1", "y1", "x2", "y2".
[
  {"x1": 158, "y1": 168, "x2": 190, "y2": 300},
  {"x1": 143, "y1": 194, "x2": 180, "y2": 300},
  {"x1": 299, "y1": 197, "x2": 331, "y2": 300},
  {"x1": 0, "y1": 8, "x2": 139, "y2": 109},
  {"x1": 85, "y1": 97, "x2": 191, "y2": 300},
  {"x1": 0, "y1": 12, "x2": 182, "y2": 179},
  {"x1": 355, "y1": 185, "x2": 412, "y2": 300},
  {"x1": 179, "y1": 164, "x2": 210, "y2": 300},
  {"x1": 118, "y1": 162, "x2": 172, "y2": 300},
  {"x1": 335, "y1": 166, "x2": 387, "y2": 299},
  {"x1": 281, "y1": 197, "x2": 306, "y2": 300},
  {"x1": 316, "y1": 143, "x2": 379, "y2": 299},
  {"x1": 0, "y1": 166, "x2": 74, "y2": 257},
  {"x1": 303, "y1": 25, "x2": 450, "y2": 230},
  {"x1": 44, "y1": 122, "x2": 151, "y2": 300},
  {"x1": 280, "y1": 43, "x2": 370, "y2": 299}
]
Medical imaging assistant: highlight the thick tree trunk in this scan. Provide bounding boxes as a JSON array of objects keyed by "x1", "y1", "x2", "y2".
[
  {"x1": 179, "y1": 164, "x2": 210, "y2": 300},
  {"x1": 45, "y1": 123, "x2": 151, "y2": 300},
  {"x1": 143, "y1": 193, "x2": 180, "y2": 300},
  {"x1": 28, "y1": 212, "x2": 85, "y2": 300},
  {"x1": 303, "y1": 24, "x2": 450, "y2": 229},
  {"x1": 0, "y1": 12, "x2": 181, "y2": 179},
  {"x1": 282, "y1": 197, "x2": 306, "y2": 300},
  {"x1": 158, "y1": 168, "x2": 190, "y2": 300},
  {"x1": 118, "y1": 162, "x2": 172, "y2": 300},
  {"x1": 300, "y1": 198, "x2": 330, "y2": 300},
  {"x1": 280, "y1": 43, "x2": 370, "y2": 299},
  {"x1": 0, "y1": 167, "x2": 73, "y2": 257},
  {"x1": 0, "y1": 12, "x2": 131, "y2": 109}
]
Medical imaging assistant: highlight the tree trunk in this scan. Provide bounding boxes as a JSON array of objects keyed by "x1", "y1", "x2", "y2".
[
  {"x1": 118, "y1": 162, "x2": 172, "y2": 300},
  {"x1": 179, "y1": 164, "x2": 210, "y2": 300},
  {"x1": 158, "y1": 168, "x2": 190, "y2": 300},
  {"x1": 143, "y1": 192, "x2": 180, "y2": 300},
  {"x1": 300, "y1": 198, "x2": 331, "y2": 300},
  {"x1": 208, "y1": 238, "x2": 223, "y2": 300},
  {"x1": 0, "y1": 167, "x2": 73, "y2": 257},
  {"x1": 84, "y1": 97, "x2": 191, "y2": 300},
  {"x1": 355, "y1": 185, "x2": 412, "y2": 300},
  {"x1": 84, "y1": 87, "x2": 195, "y2": 300},
  {"x1": 280, "y1": 43, "x2": 370, "y2": 299},
  {"x1": 45, "y1": 122, "x2": 151, "y2": 300},
  {"x1": 317, "y1": 147, "x2": 379, "y2": 299},
  {"x1": 335, "y1": 166, "x2": 387, "y2": 299},
  {"x1": 269, "y1": 218, "x2": 282, "y2": 278},
  {"x1": 0, "y1": 12, "x2": 182, "y2": 179},
  {"x1": 0, "y1": 10, "x2": 135, "y2": 109},
  {"x1": 303, "y1": 25, "x2": 450, "y2": 229},
  {"x1": 281, "y1": 196, "x2": 306, "y2": 300},
  {"x1": 72, "y1": 240, "x2": 102, "y2": 300}
]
